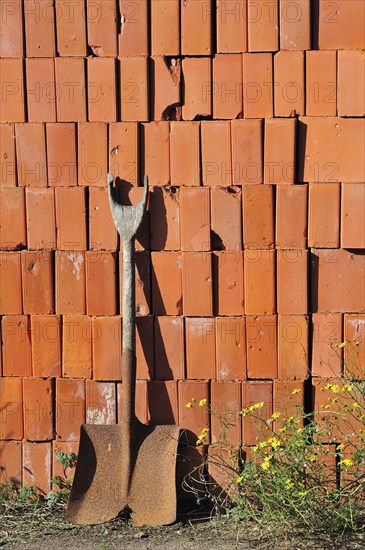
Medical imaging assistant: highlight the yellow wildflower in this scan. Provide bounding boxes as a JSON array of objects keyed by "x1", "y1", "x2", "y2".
[
  {"x1": 260, "y1": 455, "x2": 273, "y2": 471},
  {"x1": 285, "y1": 479, "x2": 293, "y2": 490},
  {"x1": 298, "y1": 490, "x2": 307, "y2": 497},
  {"x1": 342, "y1": 384, "x2": 353, "y2": 392},
  {"x1": 291, "y1": 388, "x2": 301, "y2": 395},
  {"x1": 285, "y1": 415, "x2": 300, "y2": 425},
  {"x1": 336, "y1": 443, "x2": 345, "y2": 451},
  {"x1": 339, "y1": 458, "x2": 353, "y2": 467},
  {"x1": 268, "y1": 437, "x2": 281, "y2": 450},
  {"x1": 236, "y1": 475, "x2": 243, "y2": 484},
  {"x1": 271, "y1": 412, "x2": 281, "y2": 420},
  {"x1": 337, "y1": 342, "x2": 346, "y2": 348},
  {"x1": 240, "y1": 401, "x2": 264, "y2": 417},
  {"x1": 196, "y1": 427, "x2": 209, "y2": 445},
  {"x1": 186, "y1": 402, "x2": 192, "y2": 409},
  {"x1": 253, "y1": 441, "x2": 268, "y2": 453},
  {"x1": 352, "y1": 402, "x2": 361, "y2": 409},
  {"x1": 325, "y1": 383, "x2": 340, "y2": 394},
  {"x1": 309, "y1": 454, "x2": 317, "y2": 462},
  {"x1": 198, "y1": 398, "x2": 207, "y2": 407}
]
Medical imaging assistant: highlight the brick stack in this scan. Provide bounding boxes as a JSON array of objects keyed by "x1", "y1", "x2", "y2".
[{"x1": 0, "y1": 0, "x2": 364, "y2": 491}]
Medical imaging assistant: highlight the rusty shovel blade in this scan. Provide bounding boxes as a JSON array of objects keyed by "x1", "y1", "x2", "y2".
[
  {"x1": 66, "y1": 422, "x2": 181, "y2": 526},
  {"x1": 66, "y1": 174, "x2": 182, "y2": 526}
]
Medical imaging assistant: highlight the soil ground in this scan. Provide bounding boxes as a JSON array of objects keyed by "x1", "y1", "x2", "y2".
[{"x1": 1, "y1": 503, "x2": 364, "y2": 550}]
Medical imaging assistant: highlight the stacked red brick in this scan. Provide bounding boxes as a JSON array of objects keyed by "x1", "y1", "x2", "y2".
[{"x1": 0, "y1": 0, "x2": 364, "y2": 491}]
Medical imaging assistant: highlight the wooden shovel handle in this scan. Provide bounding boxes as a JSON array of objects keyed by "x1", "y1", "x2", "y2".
[{"x1": 121, "y1": 239, "x2": 137, "y2": 428}]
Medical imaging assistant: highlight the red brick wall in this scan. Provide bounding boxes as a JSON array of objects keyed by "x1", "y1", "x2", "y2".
[{"x1": 0, "y1": 0, "x2": 364, "y2": 490}]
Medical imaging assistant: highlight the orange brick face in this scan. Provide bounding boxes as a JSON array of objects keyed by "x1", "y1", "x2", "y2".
[
  {"x1": 280, "y1": 0, "x2": 310, "y2": 50},
  {"x1": 23, "y1": 378, "x2": 53, "y2": 440},
  {"x1": 306, "y1": 51, "x2": 337, "y2": 117},
  {"x1": 248, "y1": 0, "x2": 279, "y2": 52},
  {"x1": 0, "y1": 124, "x2": 17, "y2": 186},
  {"x1": 246, "y1": 315, "x2": 278, "y2": 379},
  {"x1": 78, "y1": 123, "x2": 108, "y2": 187},
  {"x1": 274, "y1": 51, "x2": 305, "y2": 117},
  {"x1": 151, "y1": 252, "x2": 182, "y2": 316},
  {"x1": 24, "y1": 0, "x2": 56, "y2": 57},
  {"x1": 62, "y1": 316, "x2": 92, "y2": 379},
  {"x1": 0, "y1": 441, "x2": 22, "y2": 485},
  {"x1": 278, "y1": 315, "x2": 309, "y2": 380},
  {"x1": 15, "y1": 123, "x2": 47, "y2": 187},
  {"x1": 298, "y1": 117, "x2": 365, "y2": 183},
  {"x1": 231, "y1": 119, "x2": 263, "y2": 184},
  {"x1": 201, "y1": 121, "x2": 232, "y2": 186},
  {"x1": 86, "y1": 0, "x2": 117, "y2": 57},
  {"x1": 55, "y1": 58, "x2": 86, "y2": 122},
  {"x1": 119, "y1": 0, "x2": 148, "y2": 56},
  {"x1": 154, "y1": 316, "x2": 185, "y2": 380},
  {"x1": 312, "y1": 313, "x2": 343, "y2": 378},
  {"x1": 243, "y1": 53, "x2": 273, "y2": 118},
  {"x1": 0, "y1": 59, "x2": 25, "y2": 123},
  {"x1": 55, "y1": 378, "x2": 85, "y2": 441},
  {"x1": 213, "y1": 54, "x2": 243, "y2": 119},
  {"x1": 311, "y1": 249, "x2": 365, "y2": 314},
  {"x1": 244, "y1": 250, "x2": 276, "y2": 315},
  {"x1": 0, "y1": 378, "x2": 23, "y2": 440},
  {"x1": 87, "y1": 58, "x2": 117, "y2": 123},
  {"x1": 31, "y1": 315, "x2": 61, "y2": 378},
  {"x1": 120, "y1": 57, "x2": 149, "y2": 122},
  {"x1": 185, "y1": 317, "x2": 216, "y2": 380},
  {"x1": 180, "y1": 187, "x2": 210, "y2": 251},
  {"x1": 217, "y1": 0, "x2": 247, "y2": 53},
  {"x1": 216, "y1": 317, "x2": 246, "y2": 381},
  {"x1": 242, "y1": 185, "x2": 274, "y2": 249},
  {"x1": 242, "y1": 382, "x2": 273, "y2": 444},
  {"x1": 23, "y1": 441, "x2": 52, "y2": 494},
  {"x1": 46, "y1": 123, "x2": 77, "y2": 186},
  {"x1": 182, "y1": 57, "x2": 212, "y2": 120},
  {"x1": 213, "y1": 251, "x2": 244, "y2": 316},
  {"x1": 26, "y1": 59, "x2": 56, "y2": 123},
  {"x1": 0, "y1": 0, "x2": 23, "y2": 57},
  {"x1": 92, "y1": 316, "x2": 122, "y2": 381},
  {"x1": 55, "y1": 188, "x2": 87, "y2": 250},
  {"x1": 211, "y1": 381, "x2": 241, "y2": 446},
  {"x1": 0, "y1": 252, "x2": 23, "y2": 314},
  {"x1": 2, "y1": 316, "x2": 32, "y2": 376},
  {"x1": 21, "y1": 251, "x2": 54, "y2": 314},
  {"x1": 26, "y1": 188, "x2": 56, "y2": 250},
  {"x1": 318, "y1": 0, "x2": 365, "y2": 49}
]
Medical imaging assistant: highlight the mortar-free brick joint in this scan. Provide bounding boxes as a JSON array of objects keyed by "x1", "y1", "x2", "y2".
[{"x1": 0, "y1": 0, "x2": 364, "y2": 505}]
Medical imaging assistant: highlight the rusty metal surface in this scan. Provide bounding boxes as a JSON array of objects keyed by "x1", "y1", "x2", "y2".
[
  {"x1": 66, "y1": 423, "x2": 181, "y2": 526},
  {"x1": 66, "y1": 173, "x2": 182, "y2": 526}
]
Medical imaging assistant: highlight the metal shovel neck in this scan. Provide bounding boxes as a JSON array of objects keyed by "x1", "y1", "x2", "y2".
[{"x1": 107, "y1": 173, "x2": 148, "y2": 428}]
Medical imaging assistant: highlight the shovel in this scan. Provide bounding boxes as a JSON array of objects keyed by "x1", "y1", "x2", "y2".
[{"x1": 66, "y1": 174, "x2": 181, "y2": 526}]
